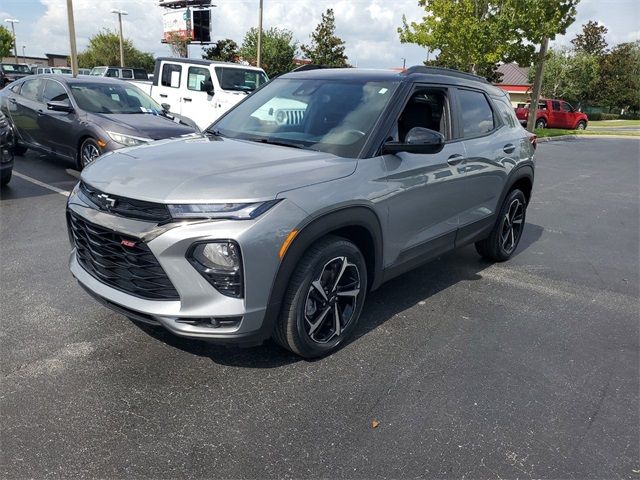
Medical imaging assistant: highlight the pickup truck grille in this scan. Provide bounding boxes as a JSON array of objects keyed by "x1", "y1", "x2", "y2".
[
  {"x1": 79, "y1": 182, "x2": 171, "y2": 223},
  {"x1": 68, "y1": 211, "x2": 179, "y2": 300}
]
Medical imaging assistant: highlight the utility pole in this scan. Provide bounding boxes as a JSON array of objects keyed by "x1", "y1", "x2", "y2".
[
  {"x1": 4, "y1": 19, "x2": 19, "y2": 63},
  {"x1": 111, "y1": 9, "x2": 128, "y2": 67},
  {"x1": 65, "y1": 1, "x2": 79, "y2": 77},
  {"x1": 401, "y1": 57, "x2": 406, "y2": 69},
  {"x1": 527, "y1": 36, "x2": 549, "y2": 132},
  {"x1": 256, "y1": 0, "x2": 263, "y2": 68},
  {"x1": 22, "y1": 45, "x2": 26, "y2": 64}
]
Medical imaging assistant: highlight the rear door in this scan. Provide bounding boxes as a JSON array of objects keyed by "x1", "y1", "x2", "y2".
[
  {"x1": 7, "y1": 77, "x2": 44, "y2": 146},
  {"x1": 37, "y1": 79, "x2": 76, "y2": 159},
  {"x1": 549, "y1": 100, "x2": 562, "y2": 128},
  {"x1": 154, "y1": 61, "x2": 183, "y2": 111},
  {"x1": 455, "y1": 87, "x2": 509, "y2": 243}
]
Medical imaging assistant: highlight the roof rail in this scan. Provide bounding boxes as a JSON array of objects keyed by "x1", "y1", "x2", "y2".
[
  {"x1": 291, "y1": 64, "x2": 333, "y2": 72},
  {"x1": 404, "y1": 65, "x2": 489, "y2": 84}
]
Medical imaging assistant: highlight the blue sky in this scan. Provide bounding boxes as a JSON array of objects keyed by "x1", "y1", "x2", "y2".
[{"x1": 1, "y1": 0, "x2": 639, "y2": 68}]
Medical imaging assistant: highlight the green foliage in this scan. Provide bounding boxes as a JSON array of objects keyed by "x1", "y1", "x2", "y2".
[
  {"x1": 240, "y1": 27, "x2": 297, "y2": 77},
  {"x1": 301, "y1": 9, "x2": 349, "y2": 67},
  {"x1": 166, "y1": 32, "x2": 188, "y2": 58},
  {"x1": 597, "y1": 41, "x2": 640, "y2": 112},
  {"x1": 76, "y1": 29, "x2": 155, "y2": 71},
  {"x1": 587, "y1": 112, "x2": 620, "y2": 120},
  {"x1": 202, "y1": 39, "x2": 239, "y2": 62},
  {"x1": 535, "y1": 47, "x2": 599, "y2": 106},
  {"x1": 398, "y1": 0, "x2": 579, "y2": 79},
  {"x1": 0, "y1": 25, "x2": 13, "y2": 58},
  {"x1": 571, "y1": 20, "x2": 608, "y2": 55}
]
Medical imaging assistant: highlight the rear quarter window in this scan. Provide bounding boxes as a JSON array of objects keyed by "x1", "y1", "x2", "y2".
[{"x1": 458, "y1": 88, "x2": 495, "y2": 137}]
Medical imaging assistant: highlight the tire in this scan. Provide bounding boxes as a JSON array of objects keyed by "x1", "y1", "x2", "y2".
[
  {"x1": 1, "y1": 169, "x2": 11, "y2": 186},
  {"x1": 576, "y1": 121, "x2": 587, "y2": 130},
  {"x1": 475, "y1": 189, "x2": 527, "y2": 262},
  {"x1": 13, "y1": 139, "x2": 27, "y2": 156},
  {"x1": 535, "y1": 118, "x2": 546, "y2": 129},
  {"x1": 77, "y1": 137, "x2": 101, "y2": 170},
  {"x1": 273, "y1": 235, "x2": 368, "y2": 358}
]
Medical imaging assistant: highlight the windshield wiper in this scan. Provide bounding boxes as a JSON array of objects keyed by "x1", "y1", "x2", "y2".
[
  {"x1": 250, "y1": 138, "x2": 305, "y2": 149},
  {"x1": 205, "y1": 129, "x2": 225, "y2": 137}
]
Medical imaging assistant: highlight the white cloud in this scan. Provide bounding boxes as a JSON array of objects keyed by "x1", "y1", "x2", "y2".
[{"x1": 26, "y1": 0, "x2": 428, "y2": 68}]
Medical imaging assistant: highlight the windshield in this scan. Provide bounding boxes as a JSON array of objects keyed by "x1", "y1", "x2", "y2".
[
  {"x1": 211, "y1": 78, "x2": 399, "y2": 158},
  {"x1": 69, "y1": 82, "x2": 164, "y2": 114},
  {"x1": 89, "y1": 67, "x2": 107, "y2": 76},
  {"x1": 2, "y1": 64, "x2": 31, "y2": 73},
  {"x1": 214, "y1": 67, "x2": 268, "y2": 92}
]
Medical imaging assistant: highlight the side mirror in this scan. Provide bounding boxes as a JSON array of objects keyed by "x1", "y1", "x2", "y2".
[
  {"x1": 161, "y1": 102, "x2": 171, "y2": 112},
  {"x1": 47, "y1": 101, "x2": 74, "y2": 113},
  {"x1": 382, "y1": 127, "x2": 445, "y2": 155},
  {"x1": 201, "y1": 79, "x2": 215, "y2": 96}
]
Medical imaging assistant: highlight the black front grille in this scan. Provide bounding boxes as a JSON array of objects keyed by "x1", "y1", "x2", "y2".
[
  {"x1": 69, "y1": 211, "x2": 179, "y2": 300},
  {"x1": 79, "y1": 182, "x2": 171, "y2": 223}
]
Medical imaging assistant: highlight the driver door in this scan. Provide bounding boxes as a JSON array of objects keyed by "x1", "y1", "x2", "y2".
[
  {"x1": 180, "y1": 65, "x2": 218, "y2": 129},
  {"x1": 382, "y1": 85, "x2": 467, "y2": 266}
]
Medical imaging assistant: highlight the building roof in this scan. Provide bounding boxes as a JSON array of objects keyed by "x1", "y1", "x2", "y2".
[
  {"x1": 496, "y1": 63, "x2": 530, "y2": 86},
  {"x1": 46, "y1": 53, "x2": 69, "y2": 59}
]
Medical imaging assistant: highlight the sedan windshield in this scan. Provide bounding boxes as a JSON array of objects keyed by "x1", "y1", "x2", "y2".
[
  {"x1": 69, "y1": 82, "x2": 164, "y2": 114},
  {"x1": 211, "y1": 78, "x2": 399, "y2": 158}
]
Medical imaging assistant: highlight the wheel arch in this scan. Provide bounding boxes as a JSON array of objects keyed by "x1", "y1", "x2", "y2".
[
  {"x1": 502, "y1": 165, "x2": 534, "y2": 206},
  {"x1": 260, "y1": 205, "x2": 384, "y2": 338}
]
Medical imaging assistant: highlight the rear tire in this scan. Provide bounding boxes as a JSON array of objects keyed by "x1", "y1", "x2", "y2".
[
  {"x1": 475, "y1": 189, "x2": 527, "y2": 262},
  {"x1": 273, "y1": 235, "x2": 367, "y2": 358},
  {"x1": 535, "y1": 118, "x2": 546, "y2": 129},
  {"x1": 1, "y1": 169, "x2": 11, "y2": 186}
]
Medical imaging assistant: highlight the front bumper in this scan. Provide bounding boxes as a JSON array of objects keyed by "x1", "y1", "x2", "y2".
[{"x1": 67, "y1": 186, "x2": 308, "y2": 343}]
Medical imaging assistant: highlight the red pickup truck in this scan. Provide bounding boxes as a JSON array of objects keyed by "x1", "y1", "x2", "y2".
[{"x1": 515, "y1": 99, "x2": 588, "y2": 130}]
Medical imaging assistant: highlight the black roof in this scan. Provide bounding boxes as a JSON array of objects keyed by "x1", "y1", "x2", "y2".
[
  {"x1": 25, "y1": 74, "x2": 129, "y2": 86},
  {"x1": 280, "y1": 65, "x2": 505, "y2": 96}
]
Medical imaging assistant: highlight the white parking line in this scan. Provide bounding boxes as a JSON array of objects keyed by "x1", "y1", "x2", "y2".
[{"x1": 12, "y1": 171, "x2": 70, "y2": 197}]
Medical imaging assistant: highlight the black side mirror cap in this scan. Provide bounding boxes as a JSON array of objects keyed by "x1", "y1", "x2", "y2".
[
  {"x1": 381, "y1": 127, "x2": 445, "y2": 155},
  {"x1": 47, "y1": 101, "x2": 74, "y2": 113},
  {"x1": 161, "y1": 102, "x2": 171, "y2": 112}
]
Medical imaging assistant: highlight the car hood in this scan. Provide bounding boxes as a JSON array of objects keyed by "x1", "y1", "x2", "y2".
[
  {"x1": 81, "y1": 135, "x2": 356, "y2": 203},
  {"x1": 92, "y1": 112, "x2": 196, "y2": 139}
]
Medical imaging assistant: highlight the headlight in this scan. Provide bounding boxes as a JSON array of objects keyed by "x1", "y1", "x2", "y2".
[
  {"x1": 188, "y1": 241, "x2": 243, "y2": 298},
  {"x1": 167, "y1": 200, "x2": 279, "y2": 220},
  {"x1": 107, "y1": 131, "x2": 153, "y2": 147}
]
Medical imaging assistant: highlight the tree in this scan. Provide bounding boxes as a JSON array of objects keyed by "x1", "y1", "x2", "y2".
[
  {"x1": 240, "y1": 27, "x2": 297, "y2": 77},
  {"x1": 77, "y1": 30, "x2": 155, "y2": 71},
  {"x1": 202, "y1": 39, "x2": 239, "y2": 62},
  {"x1": 301, "y1": 9, "x2": 349, "y2": 67},
  {"x1": 166, "y1": 32, "x2": 188, "y2": 58},
  {"x1": 0, "y1": 25, "x2": 13, "y2": 58},
  {"x1": 536, "y1": 47, "x2": 599, "y2": 107},
  {"x1": 597, "y1": 41, "x2": 640, "y2": 112},
  {"x1": 571, "y1": 20, "x2": 608, "y2": 56}
]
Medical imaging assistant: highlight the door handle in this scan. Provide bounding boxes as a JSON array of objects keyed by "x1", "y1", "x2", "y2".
[
  {"x1": 159, "y1": 93, "x2": 168, "y2": 98},
  {"x1": 182, "y1": 97, "x2": 192, "y2": 102},
  {"x1": 37, "y1": 110, "x2": 44, "y2": 116},
  {"x1": 503, "y1": 144, "x2": 516, "y2": 154},
  {"x1": 9, "y1": 98, "x2": 17, "y2": 104},
  {"x1": 447, "y1": 154, "x2": 465, "y2": 166}
]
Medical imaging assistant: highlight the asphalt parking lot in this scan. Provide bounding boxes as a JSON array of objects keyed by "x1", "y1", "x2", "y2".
[{"x1": 1, "y1": 138, "x2": 639, "y2": 479}]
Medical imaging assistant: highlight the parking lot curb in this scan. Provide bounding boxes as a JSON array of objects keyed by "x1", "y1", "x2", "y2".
[{"x1": 537, "y1": 134, "x2": 639, "y2": 142}]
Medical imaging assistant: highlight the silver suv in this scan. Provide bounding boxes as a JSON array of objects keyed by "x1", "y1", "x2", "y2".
[{"x1": 67, "y1": 66, "x2": 535, "y2": 358}]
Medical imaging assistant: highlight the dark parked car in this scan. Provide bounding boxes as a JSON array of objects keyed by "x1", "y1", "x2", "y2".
[
  {"x1": 0, "y1": 75, "x2": 198, "y2": 169},
  {"x1": 0, "y1": 110, "x2": 14, "y2": 185},
  {"x1": 0, "y1": 63, "x2": 33, "y2": 88}
]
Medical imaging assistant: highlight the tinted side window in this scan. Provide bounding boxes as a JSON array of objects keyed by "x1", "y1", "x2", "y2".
[
  {"x1": 133, "y1": 69, "x2": 148, "y2": 80},
  {"x1": 562, "y1": 102, "x2": 572, "y2": 112},
  {"x1": 552, "y1": 100, "x2": 561, "y2": 111},
  {"x1": 458, "y1": 89, "x2": 495, "y2": 137},
  {"x1": 106, "y1": 68, "x2": 119, "y2": 78},
  {"x1": 20, "y1": 78, "x2": 42, "y2": 101},
  {"x1": 43, "y1": 80, "x2": 69, "y2": 103},
  {"x1": 161, "y1": 63, "x2": 182, "y2": 88},
  {"x1": 121, "y1": 69, "x2": 133, "y2": 79},
  {"x1": 495, "y1": 99, "x2": 518, "y2": 128}
]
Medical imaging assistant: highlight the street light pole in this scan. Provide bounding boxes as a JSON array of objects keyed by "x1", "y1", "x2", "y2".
[
  {"x1": 22, "y1": 45, "x2": 26, "y2": 64},
  {"x1": 66, "y1": 0, "x2": 79, "y2": 77},
  {"x1": 4, "y1": 19, "x2": 19, "y2": 63},
  {"x1": 111, "y1": 9, "x2": 128, "y2": 67},
  {"x1": 256, "y1": 0, "x2": 263, "y2": 69}
]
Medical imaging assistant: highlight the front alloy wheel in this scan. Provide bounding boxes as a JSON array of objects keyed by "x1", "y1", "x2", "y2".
[
  {"x1": 78, "y1": 138, "x2": 101, "y2": 169},
  {"x1": 274, "y1": 236, "x2": 367, "y2": 358}
]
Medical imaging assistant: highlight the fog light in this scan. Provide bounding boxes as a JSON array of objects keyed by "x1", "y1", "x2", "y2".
[{"x1": 187, "y1": 241, "x2": 243, "y2": 298}]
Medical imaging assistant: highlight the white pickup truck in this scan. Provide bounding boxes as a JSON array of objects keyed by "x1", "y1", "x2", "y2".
[{"x1": 130, "y1": 57, "x2": 269, "y2": 130}]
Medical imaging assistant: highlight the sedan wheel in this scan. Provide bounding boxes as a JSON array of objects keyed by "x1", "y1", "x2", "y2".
[{"x1": 78, "y1": 138, "x2": 101, "y2": 169}]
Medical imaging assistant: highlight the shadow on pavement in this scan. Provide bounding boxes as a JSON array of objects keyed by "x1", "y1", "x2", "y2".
[{"x1": 133, "y1": 223, "x2": 544, "y2": 368}]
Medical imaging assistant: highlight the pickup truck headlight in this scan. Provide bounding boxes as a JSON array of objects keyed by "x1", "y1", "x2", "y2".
[
  {"x1": 107, "y1": 131, "x2": 153, "y2": 147},
  {"x1": 167, "y1": 200, "x2": 279, "y2": 220},
  {"x1": 187, "y1": 241, "x2": 243, "y2": 298}
]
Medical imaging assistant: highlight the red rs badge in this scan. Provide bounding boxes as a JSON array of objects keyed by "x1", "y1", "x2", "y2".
[{"x1": 121, "y1": 239, "x2": 136, "y2": 248}]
